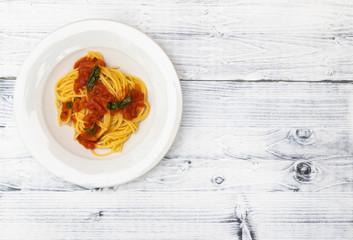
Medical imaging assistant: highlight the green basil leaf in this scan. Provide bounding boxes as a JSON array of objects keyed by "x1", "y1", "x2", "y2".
[
  {"x1": 86, "y1": 65, "x2": 100, "y2": 92},
  {"x1": 85, "y1": 123, "x2": 97, "y2": 136},
  {"x1": 66, "y1": 101, "x2": 72, "y2": 109},
  {"x1": 107, "y1": 96, "x2": 132, "y2": 110},
  {"x1": 118, "y1": 96, "x2": 132, "y2": 109},
  {"x1": 107, "y1": 102, "x2": 118, "y2": 110}
]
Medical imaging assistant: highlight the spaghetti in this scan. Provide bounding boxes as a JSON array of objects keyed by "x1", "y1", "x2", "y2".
[{"x1": 55, "y1": 51, "x2": 150, "y2": 156}]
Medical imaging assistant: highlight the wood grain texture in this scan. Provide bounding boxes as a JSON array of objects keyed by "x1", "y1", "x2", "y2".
[
  {"x1": 1, "y1": 1, "x2": 353, "y2": 239},
  {"x1": 0, "y1": 191, "x2": 240, "y2": 240},
  {"x1": 1, "y1": 78, "x2": 352, "y2": 192},
  {"x1": 1, "y1": 0, "x2": 353, "y2": 80},
  {"x1": 240, "y1": 192, "x2": 353, "y2": 240},
  {"x1": 0, "y1": 191, "x2": 351, "y2": 240},
  {"x1": 2, "y1": 79, "x2": 353, "y2": 128},
  {"x1": 1, "y1": 127, "x2": 353, "y2": 192}
]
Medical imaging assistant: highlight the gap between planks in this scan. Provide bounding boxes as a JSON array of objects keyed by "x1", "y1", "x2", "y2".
[{"x1": 2, "y1": 76, "x2": 353, "y2": 83}]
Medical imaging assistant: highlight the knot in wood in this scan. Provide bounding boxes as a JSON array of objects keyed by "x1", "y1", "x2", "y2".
[
  {"x1": 293, "y1": 161, "x2": 317, "y2": 183},
  {"x1": 292, "y1": 129, "x2": 317, "y2": 145},
  {"x1": 296, "y1": 129, "x2": 312, "y2": 139},
  {"x1": 88, "y1": 210, "x2": 104, "y2": 221},
  {"x1": 178, "y1": 160, "x2": 191, "y2": 172},
  {"x1": 297, "y1": 162, "x2": 311, "y2": 175},
  {"x1": 212, "y1": 175, "x2": 224, "y2": 184}
]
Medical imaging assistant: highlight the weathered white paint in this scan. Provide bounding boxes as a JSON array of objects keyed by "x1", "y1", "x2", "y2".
[
  {"x1": 0, "y1": 191, "x2": 239, "y2": 240},
  {"x1": 1, "y1": 79, "x2": 353, "y2": 192},
  {"x1": 2, "y1": 79, "x2": 353, "y2": 129},
  {"x1": 1, "y1": 0, "x2": 353, "y2": 239},
  {"x1": 1, "y1": 0, "x2": 353, "y2": 80},
  {"x1": 0, "y1": 191, "x2": 351, "y2": 240},
  {"x1": 1, "y1": 126, "x2": 353, "y2": 192},
  {"x1": 241, "y1": 192, "x2": 353, "y2": 239}
]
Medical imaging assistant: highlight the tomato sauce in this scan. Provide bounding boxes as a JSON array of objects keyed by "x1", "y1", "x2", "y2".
[
  {"x1": 121, "y1": 90, "x2": 145, "y2": 120},
  {"x1": 77, "y1": 131, "x2": 99, "y2": 150},
  {"x1": 60, "y1": 102, "x2": 71, "y2": 122},
  {"x1": 73, "y1": 56, "x2": 106, "y2": 94},
  {"x1": 75, "y1": 82, "x2": 117, "y2": 149},
  {"x1": 70, "y1": 56, "x2": 145, "y2": 150}
]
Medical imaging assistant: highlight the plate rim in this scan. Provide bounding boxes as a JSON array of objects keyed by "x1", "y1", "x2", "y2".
[{"x1": 13, "y1": 19, "x2": 183, "y2": 188}]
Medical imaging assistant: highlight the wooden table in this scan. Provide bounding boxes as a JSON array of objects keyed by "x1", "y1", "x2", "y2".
[{"x1": 1, "y1": 1, "x2": 353, "y2": 239}]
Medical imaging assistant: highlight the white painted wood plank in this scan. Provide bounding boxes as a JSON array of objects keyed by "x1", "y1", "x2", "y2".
[
  {"x1": 0, "y1": 191, "x2": 351, "y2": 240},
  {"x1": 2, "y1": 79, "x2": 353, "y2": 128},
  {"x1": 1, "y1": 79, "x2": 353, "y2": 191},
  {"x1": 241, "y1": 192, "x2": 353, "y2": 239},
  {"x1": 0, "y1": 191, "x2": 240, "y2": 240},
  {"x1": 181, "y1": 81, "x2": 353, "y2": 128},
  {"x1": 1, "y1": 127, "x2": 352, "y2": 192},
  {"x1": 1, "y1": 0, "x2": 353, "y2": 80}
]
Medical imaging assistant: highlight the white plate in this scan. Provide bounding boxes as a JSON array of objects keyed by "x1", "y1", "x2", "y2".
[{"x1": 14, "y1": 19, "x2": 182, "y2": 188}]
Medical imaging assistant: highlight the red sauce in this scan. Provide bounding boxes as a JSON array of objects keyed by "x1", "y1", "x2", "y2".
[
  {"x1": 69, "y1": 56, "x2": 146, "y2": 150},
  {"x1": 73, "y1": 56, "x2": 106, "y2": 94},
  {"x1": 71, "y1": 56, "x2": 106, "y2": 149},
  {"x1": 121, "y1": 90, "x2": 145, "y2": 120},
  {"x1": 75, "y1": 82, "x2": 116, "y2": 149},
  {"x1": 75, "y1": 82, "x2": 117, "y2": 128},
  {"x1": 60, "y1": 102, "x2": 71, "y2": 122},
  {"x1": 76, "y1": 129, "x2": 100, "y2": 150}
]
